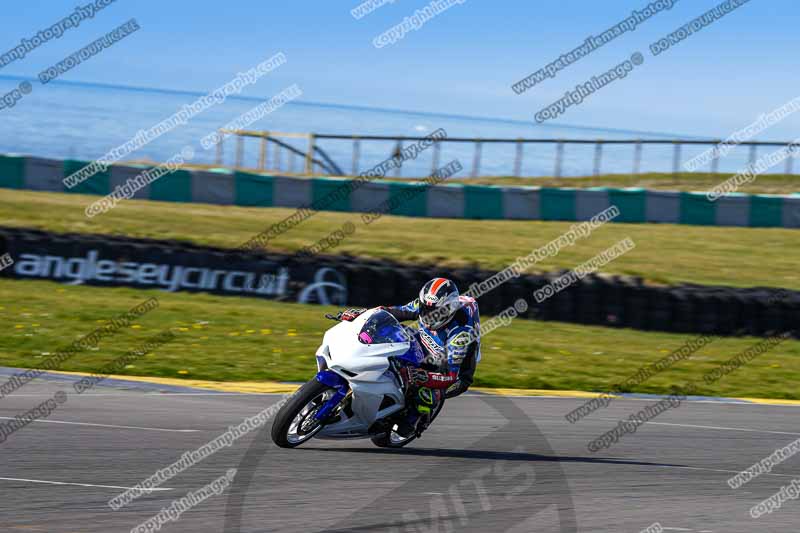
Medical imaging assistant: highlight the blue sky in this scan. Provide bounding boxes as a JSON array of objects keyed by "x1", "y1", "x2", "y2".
[{"x1": 1, "y1": 0, "x2": 798, "y2": 138}]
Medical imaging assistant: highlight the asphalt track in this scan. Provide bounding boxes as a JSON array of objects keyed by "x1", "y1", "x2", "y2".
[{"x1": 2, "y1": 375, "x2": 799, "y2": 532}]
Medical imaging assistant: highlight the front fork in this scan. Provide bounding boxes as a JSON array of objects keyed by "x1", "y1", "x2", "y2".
[{"x1": 313, "y1": 370, "x2": 350, "y2": 421}]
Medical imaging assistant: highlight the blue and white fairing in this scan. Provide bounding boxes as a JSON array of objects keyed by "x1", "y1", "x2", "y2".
[{"x1": 312, "y1": 309, "x2": 422, "y2": 439}]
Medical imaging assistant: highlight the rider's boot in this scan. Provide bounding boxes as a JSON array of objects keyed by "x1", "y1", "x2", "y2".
[
  {"x1": 414, "y1": 387, "x2": 436, "y2": 435},
  {"x1": 396, "y1": 387, "x2": 436, "y2": 438},
  {"x1": 397, "y1": 387, "x2": 435, "y2": 437}
]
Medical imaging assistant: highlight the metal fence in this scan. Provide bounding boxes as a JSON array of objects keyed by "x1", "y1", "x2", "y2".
[{"x1": 214, "y1": 129, "x2": 798, "y2": 178}]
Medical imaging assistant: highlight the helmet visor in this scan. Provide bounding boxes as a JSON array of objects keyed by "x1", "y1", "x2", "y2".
[{"x1": 419, "y1": 297, "x2": 457, "y2": 330}]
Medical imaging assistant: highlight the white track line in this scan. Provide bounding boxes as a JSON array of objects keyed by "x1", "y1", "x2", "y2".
[
  {"x1": 597, "y1": 418, "x2": 800, "y2": 437},
  {"x1": 0, "y1": 416, "x2": 200, "y2": 432},
  {"x1": 472, "y1": 393, "x2": 800, "y2": 407},
  {"x1": 0, "y1": 477, "x2": 172, "y2": 491},
  {"x1": 656, "y1": 465, "x2": 796, "y2": 479}
]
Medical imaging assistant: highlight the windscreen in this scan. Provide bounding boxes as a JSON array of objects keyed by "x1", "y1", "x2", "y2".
[{"x1": 358, "y1": 310, "x2": 410, "y2": 345}]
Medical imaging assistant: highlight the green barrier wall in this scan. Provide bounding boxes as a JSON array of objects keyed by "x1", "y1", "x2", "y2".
[
  {"x1": 464, "y1": 185, "x2": 504, "y2": 220},
  {"x1": 0, "y1": 155, "x2": 25, "y2": 190},
  {"x1": 540, "y1": 188, "x2": 576, "y2": 221},
  {"x1": 149, "y1": 169, "x2": 192, "y2": 202},
  {"x1": 387, "y1": 182, "x2": 428, "y2": 217},
  {"x1": 749, "y1": 195, "x2": 784, "y2": 227},
  {"x1": 235, "y1": 171, "x2": 274, "y2": 207},
  {"x1": 680, "y1": 192, "x2": 716, "y2": 226},
  {"x1": 63, "y1": 160, "x2": 111, "y2": 196},
  {"x1": 608, "y1": 188, "x2": 647, "y2": 223},
  {"x1": 311, "y1": 178, "x2": 351, "y2": 212}
]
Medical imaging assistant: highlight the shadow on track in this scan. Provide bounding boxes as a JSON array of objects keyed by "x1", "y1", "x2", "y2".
[{"x1": 302, "y1": 445, "x2": 689, "y2": 469}]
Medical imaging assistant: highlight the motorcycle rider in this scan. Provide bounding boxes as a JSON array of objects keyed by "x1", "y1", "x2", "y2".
[{"x1": 339, "y1": 277, "x2": 480, "y2": 436}]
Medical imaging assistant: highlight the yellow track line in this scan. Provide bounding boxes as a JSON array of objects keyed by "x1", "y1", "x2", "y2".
[{"x1": 37, "y1": 370, "x2": 800, "y2": 405}]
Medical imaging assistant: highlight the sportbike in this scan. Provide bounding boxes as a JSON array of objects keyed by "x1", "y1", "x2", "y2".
[{"x1": 271, "y1": 308, "x2": 443, "y2": 448}]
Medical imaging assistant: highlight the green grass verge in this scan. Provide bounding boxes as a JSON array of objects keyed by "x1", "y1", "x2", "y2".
[
  {"x1": 1, "y1": 279, "x2": 798, "y2": 399},
  {"x1": 0, "y1": 189, "x2": 796, "y2": 289}
]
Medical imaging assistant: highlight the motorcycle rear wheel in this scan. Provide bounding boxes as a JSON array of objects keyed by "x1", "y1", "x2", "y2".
[
  {"x1": 370, "y1": 398, "x2": 444, "y2": 448},
  {"x1": 370, "y1": 427, "x2": 417, "y2": 448}
]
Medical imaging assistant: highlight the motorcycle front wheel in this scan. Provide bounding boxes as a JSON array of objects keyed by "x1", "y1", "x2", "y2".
[{"x1": 271, "y1": 379, "x2": 335, "y2": 448}]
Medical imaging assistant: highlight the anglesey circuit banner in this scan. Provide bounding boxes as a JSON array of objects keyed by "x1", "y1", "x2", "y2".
[{"x1": 0, "y1": 228, "x2": 347, "y2": 304}]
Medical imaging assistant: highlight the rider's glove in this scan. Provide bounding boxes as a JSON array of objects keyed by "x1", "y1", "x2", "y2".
[
  {"x1": 339, "y1": 308, "x2": 367, "y2": 321},
  {"x1": 445, "y1": 380, "x2": 468, "y2": 399}
]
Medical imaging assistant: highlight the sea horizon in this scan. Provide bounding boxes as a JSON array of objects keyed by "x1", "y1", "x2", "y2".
[{"x1": 0, "y1": 75, "x2": 769, "y2": 178}]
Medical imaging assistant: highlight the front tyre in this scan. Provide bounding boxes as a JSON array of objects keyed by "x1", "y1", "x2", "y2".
[{"x1": 271, "y1": 379, "x2": 334, "y2": 448}]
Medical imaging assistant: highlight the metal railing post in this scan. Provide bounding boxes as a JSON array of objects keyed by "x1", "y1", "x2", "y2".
[
  {"x1": 274, "y1": 141, "x2": 281, "y2": 171},
  {"x1": 471, "y1": 140, "x2": 482, "y2": 177},
  {"x1": 395, "y1": 140, "x2": 403, "y2": 177},
  {"x1": 672, "y1": 142, "x2": 682, "y2": 176},
  {"x1": 786, "y1": 143, "x2": 797, "y2": 174},
  {"x1": 749, "y1": 144, "x2": 757, "y2": 167},
  {"x1": 305, "y1": 133, "x2": 316, "y2": 175},
  {"x1": 593, "y1": 141, "x2": 603, "y2": 176},
  {"x1": 258, "y1": 135, "x2": 267, "y2": 171},
  {"x1": 215, "y1": 130, "x2": 224, "y2": 166},
  {"x1": 265, "y1": 134, "x2": 271, "y2": 171},
  {"x1": 554, "y1": 141, "x2": 564, "y2": 178},
  {"x1": 633, "y1": 140, "x2": 642, "y2": 175},
  {"x1": 431, "y1": 140, "x2": 441, "y2": 174},
  {"x1": 711, "y1": 146, "x2": 720, "y2": 174},
  {"x1": 513, "y1": 139, "x2": 523, "y2": 177},
  {"x1": 235, "y1": 135, "x2": 244, "y2": 169},
  {"x1": 352, "y1": 137, "x2": 360, "y2": 176}
]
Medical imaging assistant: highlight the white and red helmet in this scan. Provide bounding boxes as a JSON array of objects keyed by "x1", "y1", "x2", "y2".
[{"x1": 418, "y1": 277, "x2": 460, "y2": 330}]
